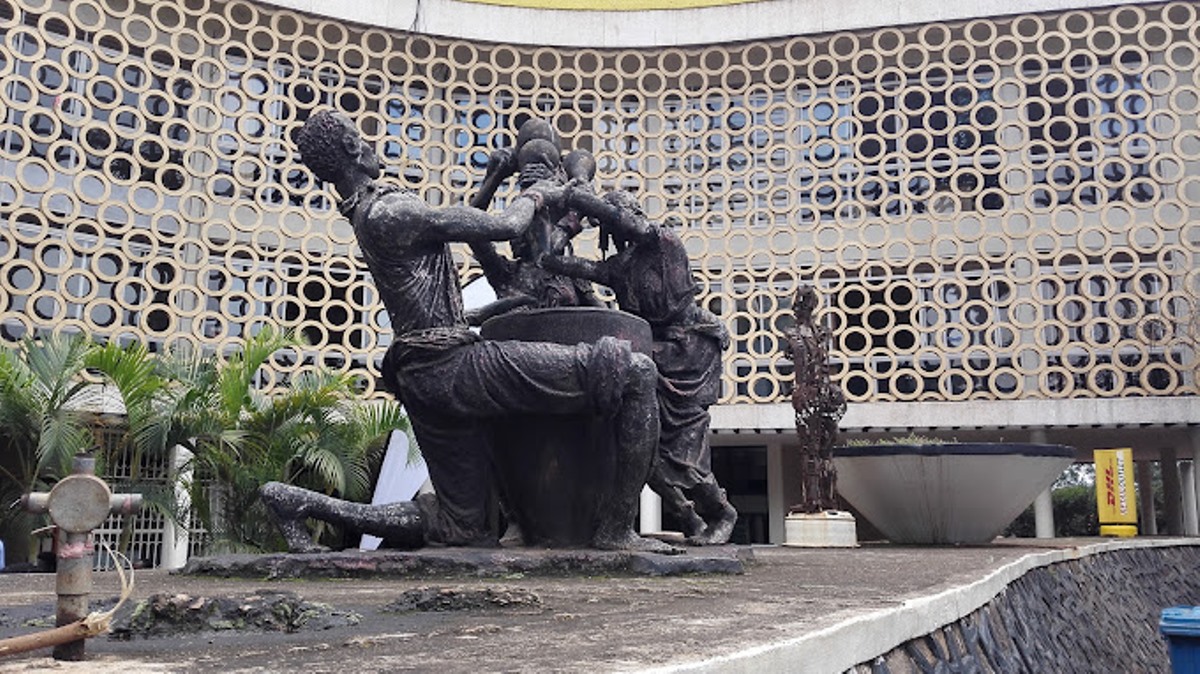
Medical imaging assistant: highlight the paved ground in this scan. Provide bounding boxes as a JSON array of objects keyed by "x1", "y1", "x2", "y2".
[{"x1": 0, "y1": 539, "x2": 1099, "y2": 673}]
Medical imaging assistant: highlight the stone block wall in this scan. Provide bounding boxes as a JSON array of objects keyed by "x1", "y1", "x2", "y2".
[{"x1": 851, "y1": 546, "x2": 1200, "y2": 673}]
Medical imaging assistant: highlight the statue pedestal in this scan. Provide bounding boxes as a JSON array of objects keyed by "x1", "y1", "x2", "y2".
[
  {"x1": 480, "y1": 307, "x2": 652, "y2": 548},
  {"x1": 783, "y1": 510, "x2": 858, "y2": 548}
]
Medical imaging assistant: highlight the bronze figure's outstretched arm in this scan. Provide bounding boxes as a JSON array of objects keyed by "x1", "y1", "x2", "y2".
[
  {"x1": 470, "y1": 147, "x2": 518, "y2": 211},
  {"x1": 467, "y1": 148, "x2": 521, "y2": 286},
  {"x1": 416, "y1": 194, "x2": 544, "y2": 243},
  {"x1": 464, "y1": 294, "x2": 537, "y2": 326},
  {"x1": 565, "y1": 188, "x2": 653, "y2": 245},
  {"x1": 564, "y1": 187, "x2": 620, "y2": 228},
  {"x1": 540, "y1": 253, "x2": 611, "y2": 287}
]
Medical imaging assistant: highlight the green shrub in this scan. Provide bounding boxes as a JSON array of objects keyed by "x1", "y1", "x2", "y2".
[{"x1": 1005, "y1": 484, "x2": 1099, "y2": 537}]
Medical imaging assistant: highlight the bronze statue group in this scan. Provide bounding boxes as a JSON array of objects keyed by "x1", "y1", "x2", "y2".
[{"x1": 261, "y1": 110, "x2": 737, "y2": 553}]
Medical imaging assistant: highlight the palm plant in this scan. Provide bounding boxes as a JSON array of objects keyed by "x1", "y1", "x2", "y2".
[
  {"x1": 0, "y1": 333, "x2": 97, "y2": 563},
  {"x1": 151, "y1": 327, "x2": 408, "y2": 553},
  {"x1": 84, "y1": 339, "x2": 191, "y2": 559},
  {"x1": 0, "y1": 328, "x2": 410, "y2": 562}
]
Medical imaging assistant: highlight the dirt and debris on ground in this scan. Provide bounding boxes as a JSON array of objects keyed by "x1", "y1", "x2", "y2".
[
  {"x1": 382, "y1": 587, "x2": 543, "y2": 613},
  {"x1": 0, "y1": 540, "x2": 1114, "y2": 673},
  {"x1": 110, "y1": 590, "x2": 361, "y2": 638}
]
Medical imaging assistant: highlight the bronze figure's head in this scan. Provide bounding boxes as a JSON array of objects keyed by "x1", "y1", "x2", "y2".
[
  {"x1": 296, "y1": 109, "x2": 382, "y2": 184},
  {"x1": 792, "y1": 285, "x2": 819, "y2": 322}
]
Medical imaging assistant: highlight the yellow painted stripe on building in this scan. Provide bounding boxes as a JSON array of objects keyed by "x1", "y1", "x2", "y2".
[{"x1": 459, "y1": 0, "x2": 760, "y2": 10}]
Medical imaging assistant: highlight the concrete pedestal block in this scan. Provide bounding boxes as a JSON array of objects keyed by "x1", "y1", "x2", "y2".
[{"x1": 783, "y1": 511, "x2": 858, "y2": 548}]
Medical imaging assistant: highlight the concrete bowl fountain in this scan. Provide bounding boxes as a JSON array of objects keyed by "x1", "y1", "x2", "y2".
[{"x1": 832, "y1": 443, "x2": 1075, "y2": 545}]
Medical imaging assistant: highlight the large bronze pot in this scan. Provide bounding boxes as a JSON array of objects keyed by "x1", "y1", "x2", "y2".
[{"x1": 480, "y1": 307, "x2": 652, "y2": 547}]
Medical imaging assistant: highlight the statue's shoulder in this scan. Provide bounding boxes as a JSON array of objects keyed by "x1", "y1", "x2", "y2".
[
  {"x1": 357, "y1": 186, "x2": 426, "y2": 239},
  {"x1": 646, "y1": 223, "x2": 684, "y2": 251},
  {"x1": 366, "y1": 184, "x2": 422, "y2": 217}
]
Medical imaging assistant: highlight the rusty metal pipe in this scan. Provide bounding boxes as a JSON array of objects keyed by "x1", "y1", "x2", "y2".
[
  {"x1": 20, "y1": 493, "x2": 49, "y2": 514},
  {"x1": 52, "y1": 530, "x2": 92, "y2": 661},
  {"x1": 21, "y1": 455, "x2": 142, "y2": 661},
  {"x1": 108, "y1": 494, "x2": 142, "y2": 516}
]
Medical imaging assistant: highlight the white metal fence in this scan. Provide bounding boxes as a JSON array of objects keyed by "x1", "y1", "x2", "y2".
[{"x1": 91, "y1": 426, "x2": 208, "y2": 571}]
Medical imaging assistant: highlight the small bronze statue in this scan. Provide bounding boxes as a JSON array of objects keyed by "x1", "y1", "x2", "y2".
[
  {"x1": 262, "y1": 109, "x2": 672, "y2": 553},
  {"x1": 544, "y1": 190, "x2": 738, "y2": 545},
  {"x1": 783, "y1": 285, "x2": 846, "y2": 514}
]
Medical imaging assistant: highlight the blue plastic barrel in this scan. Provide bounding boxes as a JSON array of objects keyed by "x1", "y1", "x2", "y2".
[{"x1": 1161, "y1": 607, "x2": 1200, "y2": 673}]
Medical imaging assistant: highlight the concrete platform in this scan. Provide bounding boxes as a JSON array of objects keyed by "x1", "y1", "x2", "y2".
[
  {"x1": 0, "y1": 538, "x2": 1194, "y2": 673},
  {"x1": 178, "y1": 545, "x2": 751, "y2": 578}
]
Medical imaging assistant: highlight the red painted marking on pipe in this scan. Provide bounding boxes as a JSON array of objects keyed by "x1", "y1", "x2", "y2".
[{"x1": 57, "y1": 541, "x2": 94, "y2": 560}]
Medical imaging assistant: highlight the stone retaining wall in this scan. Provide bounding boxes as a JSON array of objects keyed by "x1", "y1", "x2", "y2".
[{"x1": 851, "y1": 546, "x2": 1200, "y2": 673}]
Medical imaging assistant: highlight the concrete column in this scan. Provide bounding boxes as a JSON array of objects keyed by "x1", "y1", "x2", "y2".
[
  {"x1": 1192, "y1": 429, "x2": 1200, "y2": 536},
  {"x1": 1182, "y1": 461, "x2": 1198, "y2": 536},
  {"x1": 1033, "y1": 488, "x2": 1055, "y2": 538},
  {"x1": 638, "y1": 485, "x2": 662, "y2": 535},
  {"x1": 1030, "y1": 430, "x2": 1055, "y2": 538},
  {"x1": 1137, "y1": 459, "x2": 1158, "y2": 535},
  {"x1": 1161, "y1": 446, "x2": 1184, "y2": 536},
  {"x1": 767, "y1": 442, "x2": 786, "y2": 545},
  {"x1": 159, "y1": 446, "x2": 193, "y2": 570}
]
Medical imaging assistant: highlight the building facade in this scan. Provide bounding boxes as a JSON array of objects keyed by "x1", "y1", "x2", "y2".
[{"x1": 0, "y1": 0, "x2": 1197, "y2": 547}]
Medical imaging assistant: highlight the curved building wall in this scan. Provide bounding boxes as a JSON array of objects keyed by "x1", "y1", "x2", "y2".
[{"x1": 0, "y1": 0, "x2": 1197, "y2": 406}]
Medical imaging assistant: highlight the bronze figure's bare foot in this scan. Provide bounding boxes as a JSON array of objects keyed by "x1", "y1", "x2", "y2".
[
  {"x1": 686, "y1": 502, "x2": 738, "y2": 546},
  {"x1": 260, "y1": 481, "x2": 427, "y2": 553},
  {"x1": 593, "y1": 527, "x2": 684, "y2": 555},
  {"x1": 261, "y1": 482, "x2": 327, "y2": 553}
]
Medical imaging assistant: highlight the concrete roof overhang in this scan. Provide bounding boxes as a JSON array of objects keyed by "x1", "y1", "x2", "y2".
[
  {"x1": 260, "y1": 0, "x2": 1166, "y2": 48},
  {"x1": 711, "y1": 397, "x2": 1200, "y2": 460}
]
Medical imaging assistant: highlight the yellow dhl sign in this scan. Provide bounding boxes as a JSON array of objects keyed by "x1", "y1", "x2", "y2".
[
  {"x1": 1095, "y1": 448, "x2": 1137, "y2": 526},
  {"x1": 459, "y1": 0, "x2": 761, "y2": 10}
]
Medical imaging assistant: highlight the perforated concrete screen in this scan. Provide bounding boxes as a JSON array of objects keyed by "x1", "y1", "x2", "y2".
[
  {"x1": 0, "y1": 0, "x2": 1197, "y2": 404},
  {"x1": 455, "y1": 1, "x2": 762, "y2": 9}
]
